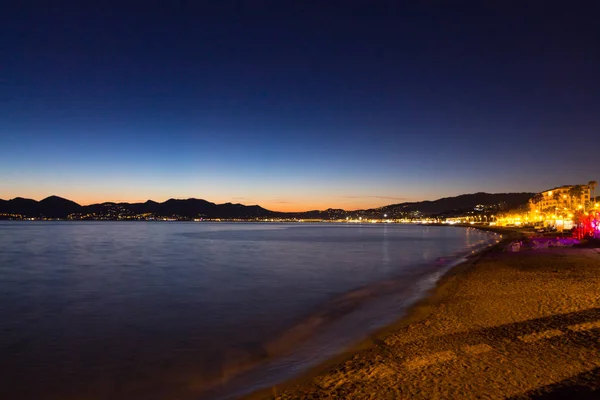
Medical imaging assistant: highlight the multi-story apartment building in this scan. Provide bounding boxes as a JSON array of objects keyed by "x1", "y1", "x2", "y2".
[{"x1": 529, "y1": 184, "x2": 591, "y2": 214}]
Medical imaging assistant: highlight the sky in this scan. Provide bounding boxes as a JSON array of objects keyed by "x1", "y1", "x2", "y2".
[{"x1": 2, "y1": 1, "x2": 599, "y2": 211}]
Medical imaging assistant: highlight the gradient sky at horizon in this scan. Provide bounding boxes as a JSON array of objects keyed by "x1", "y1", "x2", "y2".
[{"x1": 2, "y1": 1, "x2": 599, "y2": 211}]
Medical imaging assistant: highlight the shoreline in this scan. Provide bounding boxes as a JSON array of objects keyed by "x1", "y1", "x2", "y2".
[
  {"x1": 240, "y1": 226, "x2": 523, "y2": 399},
  {"x1": 194, "y1": 224, "x2": 500, "y2": 400},
  {"x1": 252, "y1": 226, "x2": 600, "y2": 399}
]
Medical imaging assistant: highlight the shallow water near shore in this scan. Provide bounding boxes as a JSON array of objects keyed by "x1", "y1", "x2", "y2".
[{"x1": 0, "y1": 222, "x2": 496, "y2": 399}]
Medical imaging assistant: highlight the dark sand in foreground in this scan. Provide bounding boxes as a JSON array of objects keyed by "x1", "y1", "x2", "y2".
[{"x1": 255, "y1": 239, "x2": 600, "y2": 399}]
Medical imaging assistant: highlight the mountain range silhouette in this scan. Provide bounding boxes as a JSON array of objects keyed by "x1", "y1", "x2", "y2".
[{"x1": 0, "y1": 193, "x2": 534, "y2": 219}]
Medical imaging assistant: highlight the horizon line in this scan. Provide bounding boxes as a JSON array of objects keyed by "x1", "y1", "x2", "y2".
[{"x1": 0, "y1": 191, "x2": 537, "y2": 213}]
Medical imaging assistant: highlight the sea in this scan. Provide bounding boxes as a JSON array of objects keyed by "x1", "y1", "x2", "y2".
[{"x1": 0, "y1": 221, "x2": 498, "y2": 399}]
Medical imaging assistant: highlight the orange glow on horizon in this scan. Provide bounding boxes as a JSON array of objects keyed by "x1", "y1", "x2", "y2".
[
  {"x1": 1, "y1": 193, "x2": 401, "y2": 213},
  {"x1": 259, "y1": 201, "x2": 391, "y2": 212}
]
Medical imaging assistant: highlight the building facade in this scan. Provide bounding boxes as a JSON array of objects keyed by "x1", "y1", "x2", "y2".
[{"x1": 529, "y1": 185, "x2": 591, "y2": 214}]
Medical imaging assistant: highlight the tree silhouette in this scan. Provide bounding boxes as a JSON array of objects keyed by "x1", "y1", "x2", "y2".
[
  {"x1": 588, "y1": 180, "x2": 597, "y2": 205},
  {"x1": 568, "y1": 185, "x2": 584, "y2": 211}
]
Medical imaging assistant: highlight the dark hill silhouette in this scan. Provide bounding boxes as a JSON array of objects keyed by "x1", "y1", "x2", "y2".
[
  {"x1": 0, "y1": 196, "x2": 82, "y2": 218},
  {"x1": 158, "y1": 198, "x2": 215, "y2": 217},
  {"x1": 0, "y1": 192, "x2": 534, "y2": 219},
  {"x1": 2, "y1": 197, "x2": 42, "y2": 217},
  {"x1": 87, "y1": 198, "x2": 274, "y2": 218},
  {"x1": 377, "y1": 192, "x2": 534, "y2": 217},
  {"x1": 39, "y1": 196, "x2": 82, "y2": 218}
]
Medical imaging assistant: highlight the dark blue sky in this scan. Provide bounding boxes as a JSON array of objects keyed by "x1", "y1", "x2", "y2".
[{"x1": 2, "y1": 1, "x2": 599, "y2": 210}]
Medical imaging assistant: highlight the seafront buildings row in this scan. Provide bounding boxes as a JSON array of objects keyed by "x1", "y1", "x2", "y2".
[{"x1": 492, "y1": 183, "x2": 598, "y2": 235}]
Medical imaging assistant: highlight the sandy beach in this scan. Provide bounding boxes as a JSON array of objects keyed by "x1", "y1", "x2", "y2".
[{"x1": 254, "y1": 232, "x2": 600, "y2": 399}]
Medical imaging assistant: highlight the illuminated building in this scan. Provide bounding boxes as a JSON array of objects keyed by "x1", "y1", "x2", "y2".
[
  {"x1": 527, "y1": 184, "x2": 593, "y2": 231},
  {"x1": 529, "y1": 185, "x2": 591, "y2": 214}
]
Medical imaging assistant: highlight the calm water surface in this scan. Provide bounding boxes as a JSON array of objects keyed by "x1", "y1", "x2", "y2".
[{"x1": 0, "y1": 222, "x2": 496, "y2": 399}]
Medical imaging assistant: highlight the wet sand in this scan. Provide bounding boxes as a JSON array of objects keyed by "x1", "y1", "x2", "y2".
[{"x1": 254, "y1": 234, "x2": 600, "y2": 399}]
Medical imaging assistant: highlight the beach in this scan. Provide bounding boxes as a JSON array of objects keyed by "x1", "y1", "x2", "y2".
[{"x1": 255, "y1": 232, "x2": 600, "y2": 399}]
